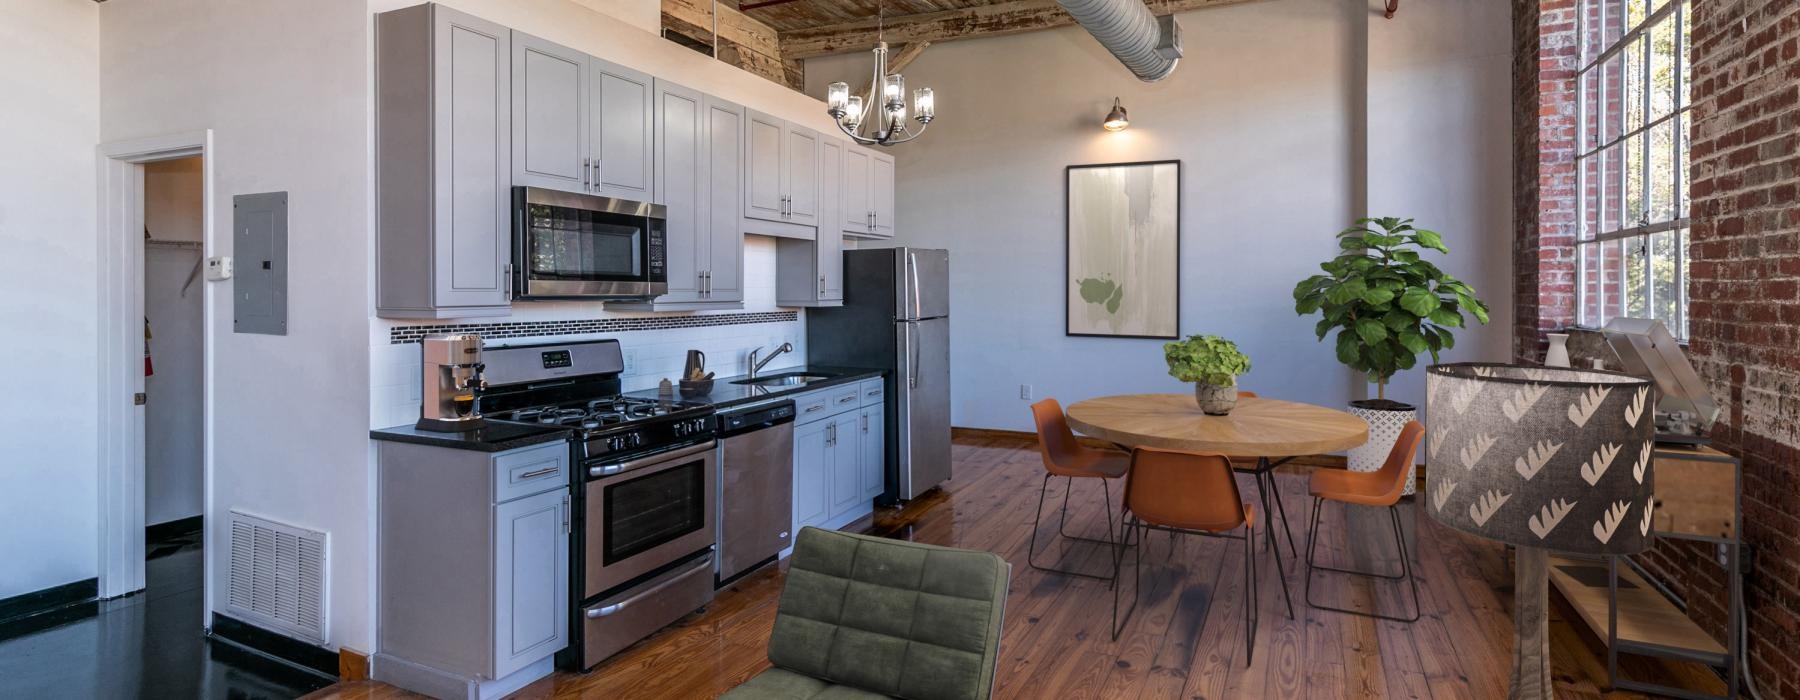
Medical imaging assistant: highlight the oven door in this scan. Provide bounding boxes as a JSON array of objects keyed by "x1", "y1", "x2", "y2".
[
  {"x1": 584, "y1": 440, "x2": 716, "y2": 598},
  {"x1": 513, "y1": 186, "x2": 667, "y2": 299}
]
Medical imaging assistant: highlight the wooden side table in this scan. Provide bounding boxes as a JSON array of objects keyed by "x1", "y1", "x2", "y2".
[{"x1": 1547, "y1": 445, "x2": 1742, "y2": 699}]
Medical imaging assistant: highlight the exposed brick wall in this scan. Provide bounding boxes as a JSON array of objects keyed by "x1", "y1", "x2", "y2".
[
  {"x1": 1517, "y1": 0, "x2": 1800, "y2": 694},
  {"x1": 1682, "y1": 0, "x2": 1800, "y2": 694},
  {"x1": 1512, "y1": 0, "x2": 1580, "y2": 364}
]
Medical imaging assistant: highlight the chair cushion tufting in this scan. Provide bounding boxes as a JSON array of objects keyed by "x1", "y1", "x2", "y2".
[{"x1": 760, "y1": 527, "x2": 1010, "y2": 700}]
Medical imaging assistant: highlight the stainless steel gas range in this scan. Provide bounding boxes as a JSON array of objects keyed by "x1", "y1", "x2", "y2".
[{"x1": 479, "y1": 339, "x2": 718, "y2": 671}]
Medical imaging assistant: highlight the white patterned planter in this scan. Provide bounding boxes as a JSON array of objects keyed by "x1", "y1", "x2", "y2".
[{"x1": 1348, "y1": 399, "x2": 1418, "y2": 496}]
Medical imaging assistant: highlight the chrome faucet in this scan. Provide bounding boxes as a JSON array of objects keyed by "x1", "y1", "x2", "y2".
[{"x1": 747, "y1": 343, "x2": 794, "y2": 379}]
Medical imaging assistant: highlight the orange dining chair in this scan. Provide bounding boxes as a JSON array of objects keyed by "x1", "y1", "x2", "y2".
[
  {"x1": 1028, "y1": 398, "x2": 1129, "y2": 581},
  {"x1": 1112, "y1": 448, "x2": 1293, "y2": 665},
  {"x1": 1304, "y1": 420, "x2": 1426, "y2": 622}
]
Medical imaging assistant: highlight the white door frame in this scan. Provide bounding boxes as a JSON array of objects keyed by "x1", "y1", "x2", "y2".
[{"x1": 95, "y1": 131, "x2": 215, "y2": 600}]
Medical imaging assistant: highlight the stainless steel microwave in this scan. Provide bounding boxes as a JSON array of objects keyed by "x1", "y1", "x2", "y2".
[{"x1": 512, "y1": 187, "x2": 667, "y2": 300}]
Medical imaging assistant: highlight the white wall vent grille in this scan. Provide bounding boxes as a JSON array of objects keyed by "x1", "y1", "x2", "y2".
[{"x1": 226, "y1": 510, "x2": 328, "y2": 645}]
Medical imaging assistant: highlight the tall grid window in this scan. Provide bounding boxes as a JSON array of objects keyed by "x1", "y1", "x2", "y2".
[{"x1": 1575, "y1": 0, "x2": 1691, "y2": 337}]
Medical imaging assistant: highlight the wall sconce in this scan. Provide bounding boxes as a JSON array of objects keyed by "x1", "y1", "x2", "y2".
[{"x1": 1102, "y1": 98, "x2": 1129, "y2": 132}]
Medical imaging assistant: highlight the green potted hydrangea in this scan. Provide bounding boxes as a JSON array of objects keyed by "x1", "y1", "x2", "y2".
[{"x1": 1164, "y1": 335, "x2": 1252, "y2": 415}]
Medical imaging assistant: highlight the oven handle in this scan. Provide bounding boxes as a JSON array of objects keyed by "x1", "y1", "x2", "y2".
[
  {"x1": 587, "y1": 440, "x2": 716, "y2": 478},
  {"x1": 585, "y1": 554, "x2": 714, "y2": 618}
]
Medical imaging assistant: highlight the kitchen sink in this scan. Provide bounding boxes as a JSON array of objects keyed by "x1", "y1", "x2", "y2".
[{"x1": 731, "y1": 372, "x2": 836, "y2": 387}]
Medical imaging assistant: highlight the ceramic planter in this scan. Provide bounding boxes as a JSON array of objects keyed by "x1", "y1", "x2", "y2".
[
  {"x1": 1194, "y1": 382, "x2": 1238, "y2": 415},
  {"x1": 1347, "y1": 399, "x2": 1417, "y2": 496}
]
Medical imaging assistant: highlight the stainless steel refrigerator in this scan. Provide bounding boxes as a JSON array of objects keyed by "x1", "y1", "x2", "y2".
[{"x1": 807, "y1": 247, "x2": 950, "y2": 502}]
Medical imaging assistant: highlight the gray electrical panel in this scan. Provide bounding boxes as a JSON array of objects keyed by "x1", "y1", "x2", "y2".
[{"x1": 233, "y1": 192, "x2": 288, "y2": 335}]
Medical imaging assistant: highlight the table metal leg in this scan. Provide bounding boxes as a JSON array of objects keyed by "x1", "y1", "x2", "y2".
[
  {"x1": 1252, "y1": 469, "x2": 1290, "y2": 577},
  {"x1": 1261, "y1": 457, "x2": 1296, "y2": 553}
]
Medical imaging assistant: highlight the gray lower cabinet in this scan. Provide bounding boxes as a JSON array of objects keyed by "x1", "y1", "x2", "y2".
[
  {"x1": 375, "y1": 440, "x2": 570, "y2": 699},
  {"x1": 790, "y1": 378, "x2": 886, "y2": 534},
  {"x1": 776, "y1": 137, "x2": 844, "y2": 307},
  {"x1": 610, "y1": 92, "x2": 744, "y2": 311},
  {"x1": 375, "y1": 4, "x2": 513, "y2": 319}
]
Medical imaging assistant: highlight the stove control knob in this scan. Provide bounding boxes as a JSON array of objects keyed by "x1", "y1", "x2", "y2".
[{"x1": 630, "y1": 433, "x2": 643, "y2": 447}]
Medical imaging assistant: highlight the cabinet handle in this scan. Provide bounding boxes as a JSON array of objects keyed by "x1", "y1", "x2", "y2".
[
  {"x1": 837, "y1": 394, "x2": 857, "y2": 405},
  {"x1": 582, "y1": 158, "x2": 591, "y2": 189},
  {"x1": 516, "y1": 466, "x2": 559, "y2": 481},
  {"x1": 591, "y1": 161, "x2": 601, "y2": 191},
  {"x1": 827, "y1": 423, "x2": 836, "y2": 445},
  {"x1": 704, "y1": 270, "x2": 712, "y2": 295},
  {"x1": 561, "y1": 494, "x2": 571, "y2": 534},
  {"x1": 819, "y1": 274, "x2": 825, "y2": 295},
  {"x1": 862, "y1": 413, "x2": 869, "y2": 432},
  {"x1": 804, "y1": 404, "x2": 823, "y2": 413},
  {"x1": 503, "y1": 263, "x2": 514, "y2": 301}
]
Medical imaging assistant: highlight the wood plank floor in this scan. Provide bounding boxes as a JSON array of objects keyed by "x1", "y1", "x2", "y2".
[{"x1": 309, "y1": 433, "x2": 1727, "y2": 700}]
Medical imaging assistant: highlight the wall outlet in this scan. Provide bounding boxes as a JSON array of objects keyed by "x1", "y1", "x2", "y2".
[
  {"x1": 1019, "y1": 384, "x2": 1032, "y2": 400},
  {"x1": 622, "y1": 349, "x2": 638, "y2": 375}
]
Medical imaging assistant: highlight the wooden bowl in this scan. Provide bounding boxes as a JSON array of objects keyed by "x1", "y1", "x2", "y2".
[{"x1": 678, "y1": 379, "x2": 714, "y2": 398}]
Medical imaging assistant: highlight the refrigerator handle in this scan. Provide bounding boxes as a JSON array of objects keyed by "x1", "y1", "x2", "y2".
[
  {"x1": 906, "y1": 321, "x2": 921, "y2": 389},
  {"x1": 906, "y1": 252, "x2": 923, "y2": 321}
]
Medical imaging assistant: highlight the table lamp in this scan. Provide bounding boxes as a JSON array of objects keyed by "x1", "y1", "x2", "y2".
[{"x1": 1424, "y1": 363, "x2": 1655, "y2": 699}]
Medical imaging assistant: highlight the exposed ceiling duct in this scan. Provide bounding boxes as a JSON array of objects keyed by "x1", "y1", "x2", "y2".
[{"x1": 1056, "y1": 0, "x2": 1184, "y2": 82}]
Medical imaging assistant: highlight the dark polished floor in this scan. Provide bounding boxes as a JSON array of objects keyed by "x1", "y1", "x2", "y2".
[{"x1": 0, "y1": 531, "x2": 336, "y2": 699}]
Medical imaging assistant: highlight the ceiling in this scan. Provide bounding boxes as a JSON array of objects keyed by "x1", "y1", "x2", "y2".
[{"x1": 733, "y1": 0, "x2": 996, "y2": 33}]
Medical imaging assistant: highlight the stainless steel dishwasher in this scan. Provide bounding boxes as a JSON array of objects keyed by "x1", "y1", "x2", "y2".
[{"x1": 715, "y1": 399, "x2": 796, "y2": 585}]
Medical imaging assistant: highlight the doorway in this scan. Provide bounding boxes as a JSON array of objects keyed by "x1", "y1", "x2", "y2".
[
  {"x1": 142, "y1": 155, "x2": 206, "y2": 569},
  {"x1": 95, "y1": 131, "x2": 212, "y2": 604}
]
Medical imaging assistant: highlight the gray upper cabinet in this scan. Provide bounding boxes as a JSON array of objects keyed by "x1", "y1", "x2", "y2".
[
  {"x1": 510, "y1": 32, "x2": 588, "y2": 193},
  {"x1": 840, "y1": 145, "x2": 872, "y2": 234},
  {"x1": 744, "y1": 110, "x2": 787, "y2": 223},
  {"x1": 611, "y1": 91, "x2": 743, "y2": 311},
  {"x1": 871, "y1": 151, "x2": 896, "y2": 237},
  {"x1": 590, "y1": 59, "x2": 655, "y2": 202},
  {"x1": 777, "y1": 137, "x2": 843, "y2": 307},
  {"x1": 743, "y1": 110, "x2": 821, "y2": 237},
  {"x1": 376, "y1": 3, "x2": 512, "y2": 319},
  {"x1": 784, "y1": 124, "x2": 820, "y2": 227},
  {"x1": 841, "y1": 145, "x2": 895, "y2": 239}
]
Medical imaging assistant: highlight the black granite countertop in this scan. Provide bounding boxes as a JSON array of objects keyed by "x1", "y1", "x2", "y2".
[
  {"x1": 370, "y1": 421, "x2": 571, "y2": 453},
  {"x1": 623, "y1": 365, "x2": 885, "y2": 410}
]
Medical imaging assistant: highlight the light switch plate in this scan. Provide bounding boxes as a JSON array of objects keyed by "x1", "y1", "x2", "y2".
[{"x1": 205, "y1": 256, "x2": 233, "y2": 281}]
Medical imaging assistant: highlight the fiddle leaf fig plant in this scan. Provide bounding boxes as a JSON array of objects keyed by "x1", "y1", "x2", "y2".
[
  {"x1": 1164, "y1": 335, "x2": 1252, "y2": 387},
  {"x1": 1293, "y1": 217, "x2": 1490, "y2": 399}
]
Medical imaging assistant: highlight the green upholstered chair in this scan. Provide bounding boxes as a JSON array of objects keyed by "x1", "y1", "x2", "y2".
[{"x1": 721, "y1": 527, "x2": 1012, "y2": 700}]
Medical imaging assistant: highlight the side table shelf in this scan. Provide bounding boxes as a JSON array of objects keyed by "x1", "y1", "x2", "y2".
[{"x1": 1546, "y1": 445, "x2": 1742, "y2": 700}]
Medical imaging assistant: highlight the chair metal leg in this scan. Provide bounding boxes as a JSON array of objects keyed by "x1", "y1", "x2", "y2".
[
  {"x1": 1304, "y1": 496, "x2": 1421, "y2": 623},
  {"x1": 1244, "y1": 519, "x2": 1257, "y2": 667},
  {"x1": 1029, "y1": 474, "x2": 1123, "y2": 581}
]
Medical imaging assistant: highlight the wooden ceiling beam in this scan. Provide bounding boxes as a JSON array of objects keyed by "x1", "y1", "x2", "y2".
[
  {"x1": 662, "y1": 0, "x2": 782, "y2": 60},
  {"x1": 781, "y1": 0, "x2": 1264, "y2": 60}
]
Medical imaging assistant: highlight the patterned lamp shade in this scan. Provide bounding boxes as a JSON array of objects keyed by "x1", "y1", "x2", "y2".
[{"x1": 1424, "y1": 363, "x2": 1656, "y2": 554}]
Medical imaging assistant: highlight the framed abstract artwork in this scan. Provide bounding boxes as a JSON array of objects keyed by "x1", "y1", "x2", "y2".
[{"x1": 1065, "y1": 160, "x2": 1181, "y2": 339}]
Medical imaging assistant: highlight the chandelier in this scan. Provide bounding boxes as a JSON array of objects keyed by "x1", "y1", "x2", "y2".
[{"x1": 823, "y1": 6, "x2": 933, "y2": 147}]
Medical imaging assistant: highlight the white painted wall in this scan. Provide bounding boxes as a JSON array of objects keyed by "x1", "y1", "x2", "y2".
[
  {"x1": 144, "y1": 157, "x2": 206, "y2": 526},
  {"x1": 805, "y1": 0, "x2": 1513, "y2": 432},
  {"x1": 99, "y1": 0, "x2": 374, "y2": 648},
  {"x1": 0, "y1": 0, "x2": 100, "y2": 600}
]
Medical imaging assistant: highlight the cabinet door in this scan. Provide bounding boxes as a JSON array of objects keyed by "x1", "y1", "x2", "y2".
[
  {"x1": 493, "y1": 489, "x2": 569, "y2": 679},
  {"x1": 841, "y1": 146, "x2": 872, "y2": 234},
  {"x1": 654, "y1": 79, "x2": 705, "y2": 303},
  {"x1": 704, "y1": 98, "x2": 745, "y2": 303},
  {"x1": 591, "y1": 58, "x2": 655, "y2": 202},
  {"x1": 817, "y1": 140, "x2": 845, "y2": 302},
  {"x1": 743, "y1": 110, "x2": 787, "y2": 223},
  {"x1": 860, "y1": 404, "x2": 886, "y2": 500},
  {"x1": 785, "y1": 125, "x2": 821, "y2": 227},
  {"x1": 432, "y1": 9, "x2": 511, "y2": 310},
  {"x1": 793, "y1": 420, "x2": 832, "y2": 530},
  {"x1": 829, "y1": 413, "x2": 863, "y2": 517},
  {"x1": 870, "y1": 152, "x2": 896, "y2": 237},
  {"x1": 510, "y1": 33, "x2": 588, "y2": 193}
]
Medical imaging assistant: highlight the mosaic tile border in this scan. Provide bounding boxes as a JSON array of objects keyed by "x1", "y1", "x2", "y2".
[{"x1": 388, "y1": 311, "x2": 800, "y2": 344}]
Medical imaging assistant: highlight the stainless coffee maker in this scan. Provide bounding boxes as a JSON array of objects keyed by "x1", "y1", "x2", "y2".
[{"x1": 416, "y1": 333, "x2": 488, "y2": 432}]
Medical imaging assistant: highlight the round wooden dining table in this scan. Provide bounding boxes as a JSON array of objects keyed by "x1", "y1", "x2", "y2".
[{"x1": 1064, "y1": 393, "x2": 1369, "y2": 566}]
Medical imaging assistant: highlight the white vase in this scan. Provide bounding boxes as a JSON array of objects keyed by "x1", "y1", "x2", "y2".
[
  {"x1": 1545, "y1": 333, "x2": 1572, "y2": 368},
  {"x1": 1347, "y1": 399, "x2": 1418, "y2": 496}
]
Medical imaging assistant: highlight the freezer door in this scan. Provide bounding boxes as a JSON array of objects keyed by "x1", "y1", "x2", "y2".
[
  {"x1": 895, "y1": 317, "x2": 951, "y2": 499},
  {"x1": 896, "y1": 248, "x2": 949, "y2": 321}
]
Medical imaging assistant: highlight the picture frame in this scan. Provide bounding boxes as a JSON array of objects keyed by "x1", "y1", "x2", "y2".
[{"x1": 1064, "y1": 160, "x2": 1181, "y2": 339}]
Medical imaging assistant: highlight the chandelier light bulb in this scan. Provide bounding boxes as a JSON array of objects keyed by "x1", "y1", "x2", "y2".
[
  {"x1": 914, "y1": 88, "x2": 934, "y2": 120},
  {"x1": 843, "y1": 96, "x2": 864, "y2": 129},
  {"x1": 884, "y1": 74, "x2": 906, "y2": 110},
  {"x1": 827, "y1": 82, "x2": 849, "y2": 113}
]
